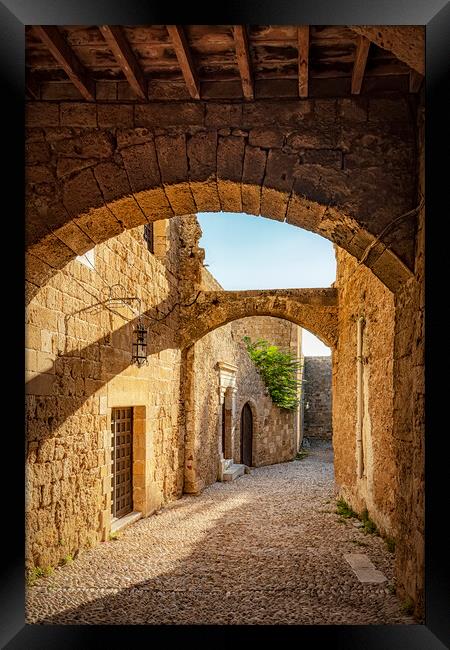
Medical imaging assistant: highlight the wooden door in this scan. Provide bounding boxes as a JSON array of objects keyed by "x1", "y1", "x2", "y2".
[
  {"x1": 111, "y1": 407, "x2": 133, "y2": 519},
  {"x1": 240, "y1": 402, "x2": 253, "y2": 466}
]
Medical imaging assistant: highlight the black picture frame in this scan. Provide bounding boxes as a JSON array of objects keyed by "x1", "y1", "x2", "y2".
[{"x1": 2, "y1": 0, "x2": 449, "y2": 647}]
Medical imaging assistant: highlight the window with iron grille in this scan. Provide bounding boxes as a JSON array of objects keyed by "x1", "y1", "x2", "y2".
[{"x1": 143, "y1": 223, "x2": 154, "y2": 253}]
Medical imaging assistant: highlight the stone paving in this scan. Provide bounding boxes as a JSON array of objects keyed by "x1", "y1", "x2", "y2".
[{"x1": 26, "y1": 441, "x2": 415, "y2": 625}]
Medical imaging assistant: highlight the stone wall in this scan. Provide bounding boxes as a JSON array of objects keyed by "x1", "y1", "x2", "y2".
[
  {"x1": 303, "y1": 356, "x2": 332, "y2": 439},
  {"x1": 26, "y1": 215, "x2": 302, "y2": 570},
  {"x1": 232, "y1": 317, "x2": 301, "y2": 466},
  {"x1": 25, "y1": 216, "x2": 197, "y2": 570},
  {"x1": 390, "y1": 99, "x2": 425, "y2": 619},
  {"x1": 184, "y1": 269, "x2": 301, "y2": 492},
  {"x1": 26, "y1": 97, "x2": 417, "y2": 295},
  {"x1": 332, "y1": 97, "x2": 424, "y2": 620},
  {"x1": 332, "y1": 247, "x2": 396, "y2": 536}
]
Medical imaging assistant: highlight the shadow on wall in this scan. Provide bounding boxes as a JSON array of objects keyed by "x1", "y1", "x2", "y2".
[
  {"x1": 27, "y1": 455, "x2": 410, "y2": 626},
  {"x1": 26, "y1": 290, "x2": 184, "y2": 440}
]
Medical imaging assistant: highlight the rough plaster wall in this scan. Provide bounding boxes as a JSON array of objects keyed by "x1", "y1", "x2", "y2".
[
  {"x1": 25, "y1": 219, "x2": 190, "y2": 570},
  {"x1": 303, "y1": 357, "x2": 332, "y2": 438},
  {"x1": 332, "y1": 247, "x2": 395, "y2": 537},
  {"x1": 391, "y1": 100, "x2": 424, "y2": 619}
]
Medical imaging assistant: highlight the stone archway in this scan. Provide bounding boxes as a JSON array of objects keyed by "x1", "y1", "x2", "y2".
[
  {"x1": 180, "y1": 288, "x2": 338, "y2": 350},
  {"x1": 26, "y1": 96, "x2": 417, "y2": 298}
]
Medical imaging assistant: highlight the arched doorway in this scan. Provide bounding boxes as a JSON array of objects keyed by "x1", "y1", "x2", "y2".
[{"x1": 241, "y1": 402, "x2": 253, "y2": 467}]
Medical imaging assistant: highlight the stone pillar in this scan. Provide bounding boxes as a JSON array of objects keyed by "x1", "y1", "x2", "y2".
[
  {"x1": 228, "y1": 386, "x2": 238, "y2": 459},
  {"x1": 218, "y1": 385, "x2": 227, "y2": 458},
  {"x1": 216, "y1": 362, "x2": 238, "y2": 478}
]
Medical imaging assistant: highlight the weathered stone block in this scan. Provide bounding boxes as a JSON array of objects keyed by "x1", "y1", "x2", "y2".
[
  {"x1": 26, "y1": 165, "x2": 55, "y2": 184},
  {"x1": 120, "y1": 141, "x2": 161, "y2": 192},
  {"x1": 205, "y1": 103, "x2": 242, "y2": 127},
  {"x1": 368, "y1": 97, "x2": 409, "y2": 123},
  {"x1": 50, "y1": 220, "x2": 95, "y2": 256},
  {"x1": 164, "y1": 183, "x2": 197, "y2": 215},
  {"x1": 314, "y1": 99, "x2": 337, "y2": 122},
  {"x1": 338, "y1": 98, "x2": 368, "y2": 122},
  {"x1": 60, "y1": 103, "x2": 97, "y2": 127},
  {"x1": 116, "y1": 128, "x2": 153, "y2": 149},
  {"x1": 26, "y1": 103, "x2": 60, "y2": 127},
  {"x1": 93, "y1": 161, "x2": 132, "y2": 203},
  {"x1": 242, "y1": 101, "x2": 313, "y2": 128},
  {"x1": 286, "y1": 126, "x2": 339, "y2": 151},
  {"x1": 263, "y1": 149, "x2": 297, "y2": 193},
  {"x1": 26, "y1": 141, "x2": 51, "y2": 165},
  {"x1": 187, "y1": 131, "x2": 217, "y2": 182},
  {"x1": 63, "y1": 168, "x2": 105, "y2": 217},
  {"x1": 97, "y1": 104, "x2": 134, "y2": 128},
  {"x1": 130, "y1": 187, "x2": 173, "y2": 221},
  {"x1": 52, "y1": 132, "x2": 114, "y2": 160},
  {"x1": 95, "y1": 81, "x2": 118, "y2": 101},
  {"x1": 217, "y1": 180, "x2": 242, "y2": 212},
  {"x1": 135, "y1": 103, "x2": 204, "y2": 127},
  {"x1": 217, "y1": 136, "x2": 245, "y2": 183},
  {"x1": 248, "y1": 129, "x2": 284, "y2": 149},
  {"x1": 75, "y1": 206, "x2": 124, "y2": 244},
  {"x1": 302, "y1": 149, "x2": 342, "y2": 169},
  {"x1": 155, "y1": 134, "x2": 188, "y2": 185},
  {"x1": 25, "y1": 253, "x2": 55, "y2": 288},
  {"x1": 189, "y1": 180, "x2": 221, "y2": 213}
]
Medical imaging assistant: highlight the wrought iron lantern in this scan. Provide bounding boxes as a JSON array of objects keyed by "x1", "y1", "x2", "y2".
[{"x1": 132, "y1": 317, "x2": 148, "y2": 367}]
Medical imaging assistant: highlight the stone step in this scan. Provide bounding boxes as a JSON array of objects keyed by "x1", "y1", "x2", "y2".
[
  {"x1": 223, "y1": 458, "x2": 233, "y2": 470},
  {"x1": 222, "y1": 463, "x2": 246, "y2": 482}
]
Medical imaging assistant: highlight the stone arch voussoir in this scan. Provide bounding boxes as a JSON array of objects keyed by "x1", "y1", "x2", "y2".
[
  {"x1": 179, "y1": 289, "x2": 338, "y2": 350},
  {"x1": 26, "y1": 99, "x2": 417, "y2": 297}
]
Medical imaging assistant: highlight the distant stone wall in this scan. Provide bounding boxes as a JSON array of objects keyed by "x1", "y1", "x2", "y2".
[
  {"x1": 303, "y1": 357, "x2": 332, "y2": 439},
  {"x1": 232, "y1": 317, "x2": 301, "y2": 466},
  {"x1": 185, "y1": 273, "x2": 300, "y2": 491}
]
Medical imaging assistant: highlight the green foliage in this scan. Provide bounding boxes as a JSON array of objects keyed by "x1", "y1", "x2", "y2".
[
  {"x1": 401, "y1": 597, "x2": 414, "y2": 615},
  {"x1": 361, "y1": 508, "x2": 378, "y2": 535},
  {"x1": 336, "y1": 497, "x2": 359, "y2": 519},
  {"x1": 109, "y1": 531, "x2": 121, "y2": 541},
  {"x1": 27, "y1": 565, "x2": 53, "y2": 587},
  {"x1": 385, "y1": 537, "x2": 396, "y2": 553},
  {"x1": 243, "y1": 337, "x2": 303, "y2": 410},
  {"x1": 295, "y1": 450, "x2": 308, "y2": 460},
  {"x1": 60, "y1": 554, "x2": 73, "y2": 566}
]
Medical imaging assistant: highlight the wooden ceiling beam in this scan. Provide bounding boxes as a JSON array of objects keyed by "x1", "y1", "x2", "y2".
[
  {"x1": 232, "y1": 25, "x2": 254, "y2": 100},
  {"x1": 349, "y1": 26, "x2": 424, "y2": 76},
  {"x1": 409, "y1": 69, "x2": 424, "y2": 93},
  {"x1": 351, "y1": 35, "x2": 370, "y2": 94},
  {"x1": 297, "y1": 25, "x2": 309, "y2": 98},
  {"x1": 32, "y1": 26, "x2": 95, "y2": 101},
  {"x1": 166, "y1": 25, "x2": 200, "y2": 100},
  {"x1": 100, "y1": 25, "x2": 147, "y2": 100}
]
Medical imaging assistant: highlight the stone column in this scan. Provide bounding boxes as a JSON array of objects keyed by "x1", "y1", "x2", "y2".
[
  {"x1": 228, "y1": 386, "x2": 238, "y2": 460},
  {"x1": 216, "y1": 362, "x2": 238, "y2": 478}
]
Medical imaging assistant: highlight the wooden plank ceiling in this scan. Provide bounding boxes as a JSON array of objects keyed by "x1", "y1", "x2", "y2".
[{"x1": 25, "y1": 24, "x2": 424, "y2": 101}]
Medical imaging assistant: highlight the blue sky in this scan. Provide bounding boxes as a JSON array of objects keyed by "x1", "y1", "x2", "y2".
[{"x1": 197, "y1": 212, "x2": 336, "y2": 356}]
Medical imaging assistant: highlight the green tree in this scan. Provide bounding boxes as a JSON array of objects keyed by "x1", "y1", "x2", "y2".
[{"x1": 243, "y1": 337, "x2": 303, "y2": 410}]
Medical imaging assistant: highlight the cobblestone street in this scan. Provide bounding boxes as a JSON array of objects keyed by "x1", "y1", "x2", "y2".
[{"x1": 26, "y1": 441, "x2": 414, "y2": 625}]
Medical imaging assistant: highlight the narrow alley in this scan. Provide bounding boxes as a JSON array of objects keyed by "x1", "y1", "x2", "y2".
[{"x1": 26, "y1": 441, "x2": 413, "y2": 626}]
